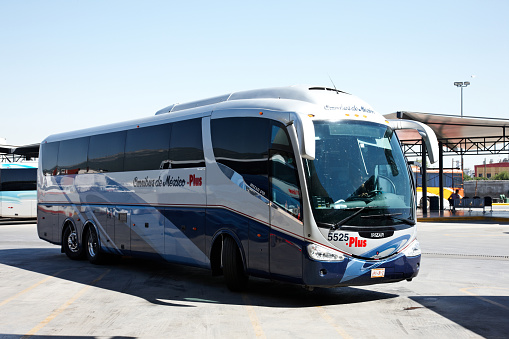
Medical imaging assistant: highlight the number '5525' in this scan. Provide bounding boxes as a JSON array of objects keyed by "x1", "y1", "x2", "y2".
[{"x1": 328, "y1": 233, "x2": 349, "y2": 242}]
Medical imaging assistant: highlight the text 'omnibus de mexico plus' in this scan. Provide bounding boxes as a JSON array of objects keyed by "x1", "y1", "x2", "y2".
[{"x1": 37, "y1": 86, "x2": 438, "y2": 291}]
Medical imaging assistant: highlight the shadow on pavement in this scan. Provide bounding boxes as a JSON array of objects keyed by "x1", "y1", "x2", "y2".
[
  {"x1": 410, "y1": 295, "x2": 509, "y2": 338},
  {"x1": 0, "y1": 336, "x2": 134, "y2": 339},
  {"x1": 0, "y1": 247, "x2": 397, "y2": 309},
  {"x1": 0, "y1": 218, "x2": 37, "y2": 225}
]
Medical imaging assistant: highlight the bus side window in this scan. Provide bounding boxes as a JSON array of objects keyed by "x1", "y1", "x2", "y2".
[
  {"x1": 88, "y1": 131, "x2": 126, "y2": 173},
  {"x1": 58, "y1": 137, "x2": 89, "y2": 175},
  {"x1": 41, "y1": 142, "x2": 60, "y2": 176},
  {"x1": 211, "y1": 117, "x2": 270, "y2": 198},
  {"x1": 270, "y1": 123, "x2": 290, "y2": 148},
  {"x1": 124, "y1": 124, "x2": 171, "y2": 171},
  {"x1": 0, "y1": 168, "x2": 37, "y2": 191},
  {"x1": 270, "y1": 150, "x2": 302, "y2": 220},
  {"x1": 169, "y1": 118, "x2": 205, "y2": 168},
  {"x1": 454, "y1": 172, "x2": 463, "y2": 188},
  {"x1": 269, "y1": 122, "x2": 302, "y2": 220},
  {"x1": 428, "y1": 173, "x2": 439, "y2": 187}
]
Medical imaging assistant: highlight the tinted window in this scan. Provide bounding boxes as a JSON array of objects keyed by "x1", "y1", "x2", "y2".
[
  {"x1": 270, "y1": 150, "x2": 302, "y2": 219},
  {"x1": 41, "y1": 142, "x2": 59, "y2": 176},
  {"x1": 169, "y1": 118, "x2": 204, "y2": 168},
  {"x1": 270, "y1": 122, "x2": 301, "y2": 219},
  {"x1": 271, "y1": 123, "x2": 291, "y2": 149},
  {"x1": 124, "y1": 124, "x2": 171, "y2": 171},
  {"x1": 88, "y1": 131, "x2": 126, "y2": 173},
  {"x1": 211, "y1": 117, "x2": 270, "y2": 197},
  {"x1": 416, "y1": 173, "x2": 422, "y2": 187},
  {"x1": 427, "y1": 173, "x2": 439, "y2": 187},
  {"x1": 453, "y1": 173, "x2": 463, "y2": 188},
  {"x1": 58, "y1": 137, "x2": 89, "y2": 175},
  {"x1": 444, "y1": 173, "x2": 452, "y2": 187},
  {"x1": 0, "y1": 168, "x2": 37, "y2": 191}
]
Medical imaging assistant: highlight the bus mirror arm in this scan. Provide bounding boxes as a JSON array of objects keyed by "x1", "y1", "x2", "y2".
[
  {"x1": 407, "y1": 161, "x2": 422, "y2": 174},
  {"x1": 388, "y1": 119, "x2": 439, "y2": 164},
  {"x1": 291, "y1": 116, "x2": 315, "y2": 160}
]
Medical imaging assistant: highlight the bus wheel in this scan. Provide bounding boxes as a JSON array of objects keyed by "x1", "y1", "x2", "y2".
[
  {"x1": 222, "y1": 236, "x2": 248, "y2": 292},
  {"x1": 420, "y1": 197, "x2": 431, "y2": 209},
  {"x1": 85, "y1": 226, "x2": 104, "y2": 265},
  {"x1": 63, "y1": 225, "x2": 84, "y2": 260}
]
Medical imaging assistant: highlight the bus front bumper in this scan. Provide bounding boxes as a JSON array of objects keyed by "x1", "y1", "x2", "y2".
[{"x1": 302, "y1": 253, "x2": 420, "y2": 288}]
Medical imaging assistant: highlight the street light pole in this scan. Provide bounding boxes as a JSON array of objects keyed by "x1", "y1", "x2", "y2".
[
  {"x1": 454, "y1": 81, "x2": 470, "y2": 176},
  {"x1": 454, "y1": 81, "x2": 470, "y2": 116}
]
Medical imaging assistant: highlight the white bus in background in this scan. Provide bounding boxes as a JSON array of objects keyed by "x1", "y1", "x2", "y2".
[
  {"x1": 37, "y1": 85, "x2": 438, "y2": 291},
  {"x1": 0, "y1": 163, "x2": 37, "y2": 218}
]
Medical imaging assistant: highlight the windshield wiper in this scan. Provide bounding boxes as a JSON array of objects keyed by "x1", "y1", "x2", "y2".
[
  {"x1": 345, "y1": 197, "x2": 374, "y2": 203},
  {"x1": 389, "y1": 216, "x2": 416, "y2": 225},
  {"x1": 315, "y1": 206, "x2": 376, "y2": 230},
  {"x1": 330, "y1": 206, "x2": 372, "y2": 231},
  {"x1": 361, "y1": 213, "x2": 416, "y2": 225}
]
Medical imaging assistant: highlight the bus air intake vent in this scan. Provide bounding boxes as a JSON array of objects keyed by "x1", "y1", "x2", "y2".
[{"x1": 308, "y1": 87, "x2": 349, "y2": 95}]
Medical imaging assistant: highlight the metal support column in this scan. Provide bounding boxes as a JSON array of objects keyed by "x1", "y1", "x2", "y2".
[
  {"x1": 422, "y1": 141, "x2": 428, "y2": 216},
  {"x1": 439, "y1": 141, "x2": 444, "y2": 211}
]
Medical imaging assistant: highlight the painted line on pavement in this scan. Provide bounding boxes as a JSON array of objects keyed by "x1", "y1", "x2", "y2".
[
  {"x1": 242, "y1": 293, "x2": 266, "y2": 338},
  {"x1": 315, "y1": 306, "x2": 353, "y2": 339},
  {"x1": 460, "y1": 287, "x2": 509, "y2": 311},
  {"x1": 22, "y1": 269, "x2": 110, "y2": 338},
  {"x1": 0, "y1": 270, "x2": 66, "y2": 308}
]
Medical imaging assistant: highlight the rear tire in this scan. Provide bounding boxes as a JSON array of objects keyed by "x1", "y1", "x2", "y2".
[
  {"x1": 222, "y1": 236, "x2": 248, "y2": 292},
  {"x1": 63, "y1": 225, "x2": 84, "y2": 260},
  {"x1": 85, "y1": 226, "x2": 104, "y2": 265}
]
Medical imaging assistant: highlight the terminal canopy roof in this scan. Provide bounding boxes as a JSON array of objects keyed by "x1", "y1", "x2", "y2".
[
  {"x1": 384, "y1": 111, "x2": 509, "y2": 156},
  {"x1": 0, "y1": 143, "x2": 40, "y2": 161}
]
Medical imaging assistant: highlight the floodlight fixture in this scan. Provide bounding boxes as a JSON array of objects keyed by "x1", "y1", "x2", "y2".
[{"x1": 454, "y1": 81, "x2": 470, "y2": 88}]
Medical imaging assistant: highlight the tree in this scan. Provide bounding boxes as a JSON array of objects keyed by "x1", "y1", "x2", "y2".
[
  {"x1": 494, "y1": 171, "x2": 509, "y2": 180},
  {"x1": 464, "y1": 173, "x2": 474, "y2": 181}
]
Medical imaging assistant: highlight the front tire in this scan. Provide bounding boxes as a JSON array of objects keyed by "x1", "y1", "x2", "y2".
[
  {"x1": 63, "y1": 225, "x2": 84, "y2": 260},
  {"x1": 222, "y1": 236, "x2": 248, "y2": 292},
  {"x1": 85, "y1": 226, "x2": 104, "y2": 264},
  {"x1": 419, "y1": 197, "x2": 431, "y2": 209}
]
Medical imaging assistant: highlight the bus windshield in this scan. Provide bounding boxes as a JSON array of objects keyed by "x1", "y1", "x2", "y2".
[{"x1": 304, "y1": 120, "x2": 414, "y2": 229}]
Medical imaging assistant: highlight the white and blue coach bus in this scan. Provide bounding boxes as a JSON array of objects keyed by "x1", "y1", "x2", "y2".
[
  {"x1": 0, "y1": 163, "x2": 37, "y2": 218},
  {"x1": 37, "y1": 86, "x2": 438, "y2": 291}
]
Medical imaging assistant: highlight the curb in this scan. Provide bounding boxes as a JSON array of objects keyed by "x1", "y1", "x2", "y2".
[{"x1": 418, "y1": 216, "x2": 509, "y2": 223}]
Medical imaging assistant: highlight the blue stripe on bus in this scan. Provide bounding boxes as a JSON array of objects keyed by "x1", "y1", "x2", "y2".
[{"x1": 39, "y1": 201, "x2": 418, "y2": 287}]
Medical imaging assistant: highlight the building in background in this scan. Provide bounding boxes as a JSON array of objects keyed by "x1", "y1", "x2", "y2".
[{"x1": 475, "y1": 159, "x2": 509, "y2": 178}]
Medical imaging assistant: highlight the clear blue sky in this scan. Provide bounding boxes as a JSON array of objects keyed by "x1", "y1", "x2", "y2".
[{"x1": 1, "y1": 1, "x2": 508, "y2": 169}]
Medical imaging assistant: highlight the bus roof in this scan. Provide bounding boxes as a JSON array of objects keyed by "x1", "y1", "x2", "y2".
[{"x1": 43, "y1": 85, "x2": 388, "y2": 143}]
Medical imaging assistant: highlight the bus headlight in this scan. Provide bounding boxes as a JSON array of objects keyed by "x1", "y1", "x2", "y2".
[
  {"x1": 307, "y1": 243, "x2": 345, "y2": 262},
  {"x1": 403, "y1": 240, "x2": 421, "y2": 257}
]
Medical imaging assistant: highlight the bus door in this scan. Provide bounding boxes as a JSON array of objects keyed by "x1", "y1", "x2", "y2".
[
  {"x1": 268, "y1": 123, "x2": 304, "y2": 281},
  {"x1": 208, "y1": 113, "x2": 272, "y2": 276}
]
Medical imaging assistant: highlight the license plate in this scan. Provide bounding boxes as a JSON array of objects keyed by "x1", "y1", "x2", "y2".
[{"x1": 371, "y1": 268, "x2": 385, "y2": 278}]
